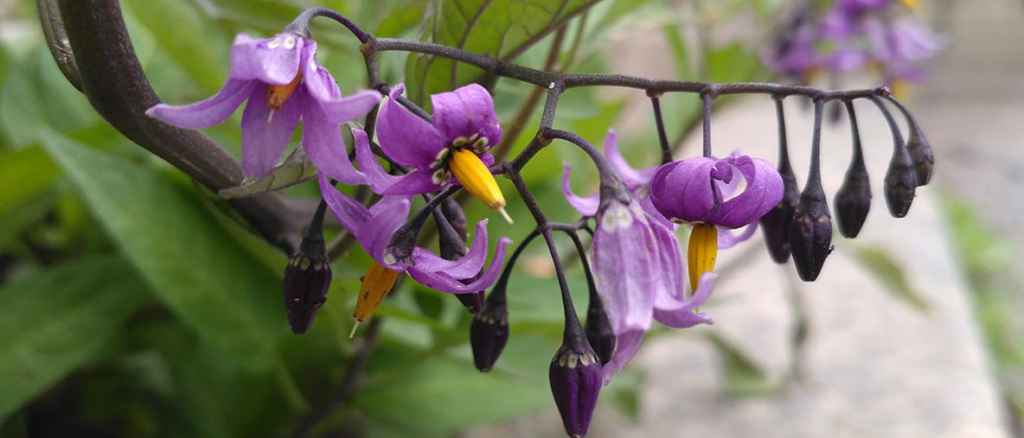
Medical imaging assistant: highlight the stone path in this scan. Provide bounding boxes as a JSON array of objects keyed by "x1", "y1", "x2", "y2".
[{"x1": 469, "y1": 1, "x2": 1020, "y2": 436}]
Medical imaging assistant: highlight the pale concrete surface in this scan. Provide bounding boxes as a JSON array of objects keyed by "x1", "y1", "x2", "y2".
[{"x1": 468, "y1": 1, "x2": 1018, "y2": 437}]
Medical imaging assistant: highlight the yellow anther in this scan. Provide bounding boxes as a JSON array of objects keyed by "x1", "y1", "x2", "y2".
[
  {"x1": 351, "y1": 261, "x2": 400, "y2": 337},
  {"x1": 687, "y1": 223, "x2": 718, "y2": 293},
  {"x1": 900, "y1": 0, "x2": 918, "y2": 9},
  {"x1": 267, "y1": 71, "x2": 303, "y2": 111},
  {"x1": 449, "y1": 148, "x2": 512, "y2": 224}
]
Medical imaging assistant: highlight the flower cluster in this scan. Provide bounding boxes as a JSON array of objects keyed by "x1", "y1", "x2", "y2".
[
  {"x1": 766, "y1": 0, "x2": 942, "y2": 92},
  {"x1": 145, "y1": 8, "x2": 934, "y2": 435}
]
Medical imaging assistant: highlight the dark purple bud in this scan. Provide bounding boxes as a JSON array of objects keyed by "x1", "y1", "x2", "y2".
[
  {"x1": 584, "y1": 288, "x2": 615, "y2": 366},
  {"x1": 550, "y1": 332, "x2": 602, "y2": 438},
  {"x1": 834, "y1": 100, "x2": 872, "y2": 238},
  {"x1": 788, "y1": 190, "x2": 833, "y2": 281},
  {"x1": 761, "y1": 96, "x2": 799, "y2": 263},
  {"x1": 761, "y1": 166, "x2": 799, "y2": 263},
  {"x1": 470, "y1": 288, "x2": 508, "y2": 372},
  {"x1": 284, "y1": 230, "x2": 331, "y2": 334},
  {"x1": 906, "y1": 124, "x2": 934, "y2": 186},
  {"x1": 457, "y1": 291, "x2": 485, "y2": 314},
  {"x1": 788, "y1": 98, "x2": 833, "y2": 282},
  {"x1": 441, "y1": 197, "x2": 468, "y2": 243},
  {"x1": 872, "y1": 96, "x2": 918, "y2": 218}
]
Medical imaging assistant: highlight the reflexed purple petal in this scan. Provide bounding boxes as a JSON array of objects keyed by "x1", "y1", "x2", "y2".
[
  {"x1": 300, "y1": 41, "x2": 341, "y2": 102},
  {"x1": 561, "y1": 165, "x2": 599, "y2": 216},
  {"x1": 365, "y1": 196, "x2": 413, "y2": 263},
  {"x1": 240, "y1": 85, "x2": 300, "y2": 178},
  {"x1": 318, "y1": 174, "x2": 372, "y2": 248},
  {"x1": 412, "y1": 220, "x2": 491, "y2": 280},
  {"x1": 718, "y1": 223, "x2": 758, "y2": 249},
  {"x1": 649, "y1": 158, "x2": 717, "y2": 222},
  {"x1": 648, "y1": 213, "x2": 685, "y2": 311},
  {"x1": 591, "y1": 201, "x2": 658, "y2": 335},
  {"x1": 603, "y1": 130, "x2": 655, "y2": 188},
  {"x1": 710, "y1": 155, "x2": 784, "y2": 228},
  {"x1": 321, "y1": 90, "x2": 382, "y2": 124},
  {"x1": 229, "y1": 33, "x2": 304, "y2": 85},
  {"x1": 653, "y1": 273, "x2": 715, "y2": 328},
  {"x1": 431, "y1": 83, "x2": 501, "y2": 144},
  {"x1": 600, "y1": 329, "x2": 644, "y2": 384},
  {"x1": 407, "y1": 237, "x2": 511, "y2": 293},
  {"x1": 301, "y1": 92, "x2": 364, "y2": 185},
  {"x1": 353, "y1": 128, "x2": 402, "y2": 193},
  {"x1": 381, "y1": 169, "x2": 443, "y2": 195},
  {"x1": 376, "y1": 84, "x2": 445, "y2": 167},
  {"x1": 146, "y1": 79, "x2": 254, "y2": 129}
]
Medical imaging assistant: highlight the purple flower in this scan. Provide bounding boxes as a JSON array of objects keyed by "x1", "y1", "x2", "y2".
[
  {"x1": 318, "y1": 174, "x2": 510, "y2": 294},
  {"x1": 561, "y1": 131, "x2": 722, "y2": 383},
  {"x1": 649, "y1": 153, "x2": 783, "y2": 229},
  {"x1": 146, "y1": 33, "x2": 381, "y2": 182},
  {"x1": 864, "y1": 17, "x2": 943, "y2": 83},
  {"x1": 368, "y1": 84, "x2": 511, "y2": 221}
]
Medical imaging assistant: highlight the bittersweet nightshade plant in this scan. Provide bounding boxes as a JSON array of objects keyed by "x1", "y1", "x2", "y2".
[{"x1": 85, "y1": 3, "x2": 938, "y2": 435}]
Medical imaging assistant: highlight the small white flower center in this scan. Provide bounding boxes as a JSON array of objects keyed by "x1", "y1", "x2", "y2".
[{"x1": 600, "y1": 202, "x2": 635, "y2": 232}]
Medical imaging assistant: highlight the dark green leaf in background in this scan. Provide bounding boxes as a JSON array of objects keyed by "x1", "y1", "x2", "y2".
[
  {"x1": 42, "y1": 132, "x2": 287, "y2": 369},
  {"x1": 0, "y1": 255, "x2": 149, "y2": 419}
]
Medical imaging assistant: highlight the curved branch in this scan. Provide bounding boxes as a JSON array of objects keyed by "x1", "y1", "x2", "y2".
[{"x1": 55, "y1": 0, "x2": 303, "y2": 253}]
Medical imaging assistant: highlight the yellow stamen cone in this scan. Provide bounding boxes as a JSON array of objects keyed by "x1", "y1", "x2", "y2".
[
  {"x1": 890, "y1": 79, "x2": 912, "y2": 101},
  {"x1": 351, "y1": 262, "x2": 401, "y2": 337},
  {"x1": 449, "y1": 148, "x2": 512, "y2": 223},
  {"x1": 687, "y1": 223, "x2": 718, "y2": 293},
  {"x1": 267, "y1": 72, "x2": 303, "y2": 111},
  {"x1": 900, "y1": 0, "x2": 918, "y2": 9}
]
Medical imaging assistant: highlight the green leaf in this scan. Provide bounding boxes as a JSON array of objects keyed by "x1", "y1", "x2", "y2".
[
  {"x1": 123, "y1": 0, "x2": 226, "y2": 93},
  {"x1": 41, "y1": 132, "x2": 286, "y2": 369},
  {"x1": 375, "y1": 1, "x2": 430, "y2": 37},
  {"x1": 405, "y1": 0, "x2": 599, "y2": 105},
  {"x1": 218, "y1": 149, "x2": 316, "y2": 199},
  {"x1": 850, "y1": 245, "x2": 930, "y2": 312},
  {"x1": 706, "y1": 43, "x2": 764, "y2": 83},
  {"x1": 0, "y1": 49, "x2": 97, "y2": 146},
  {"x1": 0, "y1": 255, "x2": 149, "y2": 419},
  {"x1": 0, "y1": 146, "x2": 59, "y2": 216},
  {"x1": 706, "y1": 332, "x2": 775, "y2": 397}
]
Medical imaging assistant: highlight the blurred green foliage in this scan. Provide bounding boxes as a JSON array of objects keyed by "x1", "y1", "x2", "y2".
[{"x1": 0, "y1": 0, "x2": 778, "y2": 436}]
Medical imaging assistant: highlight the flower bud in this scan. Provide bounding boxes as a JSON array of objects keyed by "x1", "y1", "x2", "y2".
[
  {"x1": 906, "y1": 124, "x2": 934, "y2": 186},
  {"x1": 457, "y1": 290, "x2": 485, "y2": 314},
  {"x1": 441, "y1": 198, "x2": 468, "y2": 243},
  {"x1": 449, "y1": 148, "x2": 512, "y2": 224},
  {"x1": 584, "y1": 291, "x2": 615, "y2": 366},
  {"x1": 470, "y1": 289, "x2": 509, "y2": 372},
  {"x1": 834, "y1": 163, "x2": 872, "y2": 238},
  {"x1": 283, "y1": 252, "x2": 331, "y2": 334},
  {"x1": 788, "y1": 189, "x2": 834, "y2": 282},
  {"x1": 884, "y1": 147, "x2": 918, "y2": 218},
  {"x1": 550, "y1": 333, "x2": 602, "y2": 438},
  {"x1": 760, "y1": 166, "x2": 799, "y2": 263}
]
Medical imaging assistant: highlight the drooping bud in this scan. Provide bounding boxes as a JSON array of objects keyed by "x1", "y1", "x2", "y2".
[
  {"x1": 584, "y1": 290, "x2": 615, "y2": 366},
  {"x1": 284, "y1": 202, "x2": 331, "y2": 334},
  {"x1": 434, "y1": 207, "x2": 484, "y2": 314},
  {"x1": 283, "y1": 246, "x2": 331, "y2": 334},
  {"x1": 872, "y1": 96, "x2": 918, "y2": 218},
  {"x1": 687, "y1": 223, "x2": 718, "y2": 292},
  {"x1": 441, "y1": 197, "x2": 469, "y2": 243},
  {"x1": 834, "y1": 101, "x2": 872, "y2": 238},
  {"x1": 788, "y1": 98, "x2": 834, "y2": 282},
  {"x1": 448, "y1": 148, "x2": 512, "y2": 224},
  {"x1": 761, "y1": 96, "x2": 800, "y2": 263},
  {"x1": 905, "y1": 124, "x2": 934, "y2": 186},
  {"x1": 470, "y1": 288, "x2": 509, "y2": 372},
  {"x1": 886, "y1": 95, "x2": 934, "y2": 186},
  {"x1": 549, "y1": 328, "x2": 602, "y2": 438},
  {"x1": 352, "y1": 262, "x2": 401, "y2": 337}
]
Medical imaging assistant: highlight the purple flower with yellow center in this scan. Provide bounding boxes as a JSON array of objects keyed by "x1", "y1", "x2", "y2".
[
  {"x1": 146, "y1": 32, "x2": 381, "y2": 182},
  {"x1": 562, "y1": 131, "x2": 723, "y2": 382},
  {"x1": 370, "y1": 84, "x2": 511, "y2": 222},
  {"x1": 317, "y1": 173, "x2": 510, "y2": 332},
  {"x1": 649, "y1": 152, "x2": 783, "y2": 296}
]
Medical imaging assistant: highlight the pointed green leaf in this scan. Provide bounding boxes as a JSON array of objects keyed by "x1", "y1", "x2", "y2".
[
  {"x1": 41, "y1": 132, "x2": 286, "y2": 368},
  {"x1": 706, "y1": 332, "x2": 776, "y2": 397},
  {"x1": 0, "y1": 255, "x2": 149, "y2": 419},
  {"x1": 851, "y1": 245, "x2": 930, "y2": 312},
  {"x1": 123, "y1": 0, "x2": 226, "y2": 93}
]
